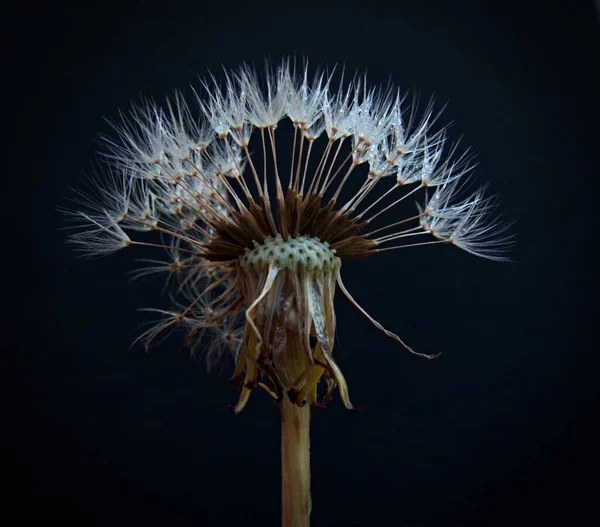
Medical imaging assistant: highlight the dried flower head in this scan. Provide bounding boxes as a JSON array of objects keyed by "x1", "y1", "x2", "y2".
[{"x1": 65, "y1": 59, "x2": 512, "y2": 414}]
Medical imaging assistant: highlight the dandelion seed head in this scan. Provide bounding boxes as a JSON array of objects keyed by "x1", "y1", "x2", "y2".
[{"x1": 66, "y1": 58, "x2": 513, "y2": 411}]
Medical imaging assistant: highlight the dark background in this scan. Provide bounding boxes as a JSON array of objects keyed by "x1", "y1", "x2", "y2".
[{"x1": 5, "y1": 1, "x2": 599, "y2": 525}]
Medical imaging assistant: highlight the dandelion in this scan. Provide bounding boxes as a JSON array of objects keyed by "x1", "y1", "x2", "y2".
[{"x1": 65, "y1": 59, "x2": 512, "y2": 527}]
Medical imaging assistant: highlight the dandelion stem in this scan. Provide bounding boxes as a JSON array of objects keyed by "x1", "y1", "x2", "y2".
[
  {"x1": 281, "y1": 397, "x2": 311, "y2": 527},
  {"x1": 281, "y1": 334, "x2": 312, "y2": 527}
]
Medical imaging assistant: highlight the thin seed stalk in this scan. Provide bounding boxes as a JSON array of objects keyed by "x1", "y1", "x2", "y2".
[{"x1": 281, "y1": 335, "x2": 312, "y2": 527}]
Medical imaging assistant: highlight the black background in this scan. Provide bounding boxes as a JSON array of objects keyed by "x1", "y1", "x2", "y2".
[{"x1": 6, "y1": 1, "x2": 599, "y2": 525}]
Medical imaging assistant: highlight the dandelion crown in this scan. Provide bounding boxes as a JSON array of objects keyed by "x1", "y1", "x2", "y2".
[{"x1": 67, "y1": 59, "x2": 510, "y2": 413}]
